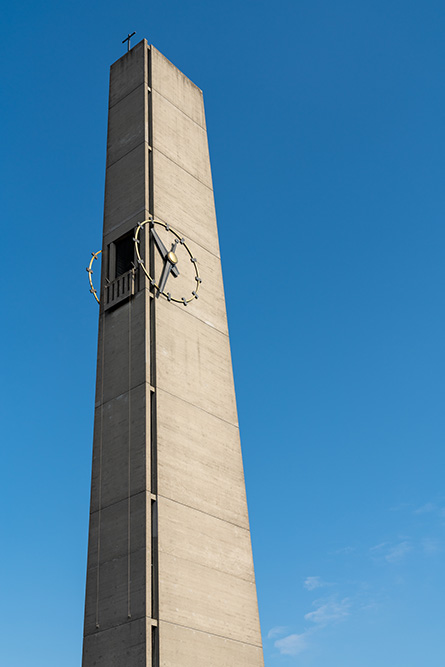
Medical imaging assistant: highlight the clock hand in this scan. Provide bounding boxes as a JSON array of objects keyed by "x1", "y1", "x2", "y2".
[
  {"x1": 151, "y1": 227, "x2": 179, "y2": 278},
  {"x1": 157, "y1": 259, "x2": 173, "y2": 295},
  {"x1": 157, "y1": 240, "x2": 179, "y2": 295},
  {"x1": 151, "y1": 227, "x2": 168, "y2": 258}
]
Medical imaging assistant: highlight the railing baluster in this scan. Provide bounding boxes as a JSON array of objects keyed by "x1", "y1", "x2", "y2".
[{"x1": 103, "y1": 268, "x2": 136, "y2": 311}]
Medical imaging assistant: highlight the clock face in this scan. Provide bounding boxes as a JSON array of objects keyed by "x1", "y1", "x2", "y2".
[{"x1": 134, "y1": 219, "x2": 201, "y2": 304}]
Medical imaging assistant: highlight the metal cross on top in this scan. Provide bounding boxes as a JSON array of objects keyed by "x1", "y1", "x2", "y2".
[{"x1": 122, "y1": 31, "x2": 136, "y2": 52}]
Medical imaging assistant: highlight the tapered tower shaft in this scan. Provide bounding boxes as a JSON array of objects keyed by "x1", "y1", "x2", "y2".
[{"x1": 82, "y1": 40, "x2": 264, "y2": 667}]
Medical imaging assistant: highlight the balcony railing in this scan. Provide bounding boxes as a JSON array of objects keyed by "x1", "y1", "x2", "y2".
[{"x1": 104, "y1": 268, "x2": 137, "y2": 311}]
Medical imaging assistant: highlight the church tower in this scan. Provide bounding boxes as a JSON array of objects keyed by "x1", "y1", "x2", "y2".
[{"x1": 82, "y1": 40, "x2": 264, "y2": 667}]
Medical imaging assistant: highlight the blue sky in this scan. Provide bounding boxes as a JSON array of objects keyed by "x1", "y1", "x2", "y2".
[{"x1": 1, "y1": 1, "x2": 445, "y2": 665}]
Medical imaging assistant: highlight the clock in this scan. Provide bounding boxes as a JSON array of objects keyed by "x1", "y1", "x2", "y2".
[{"x1": 134, "y1": 218, "x2": 201, "y2": 305}]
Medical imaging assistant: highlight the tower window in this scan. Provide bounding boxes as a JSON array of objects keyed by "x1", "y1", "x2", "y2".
[{"x1": 114, "y1": 234, "x2": 134, "y2": 278}]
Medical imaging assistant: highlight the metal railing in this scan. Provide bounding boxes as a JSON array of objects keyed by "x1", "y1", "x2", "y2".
[{"x1": 104, "y1": 268, "x2": 137, "y2": 310}]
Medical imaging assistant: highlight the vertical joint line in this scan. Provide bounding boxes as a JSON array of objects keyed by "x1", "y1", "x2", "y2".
[
  {"x1": 95, "y1": 312, "x2": 106, "y2": 629},
  {"x1": 127, "y1": 297, "x2": 132, "y2": 619},
  {"x1": 148, "y1": 44, "x2": 160, "y2": 667},
  {"x1": 151, "y1": 499, "x2": 159, "y2": 617},
  {"x1": 148, "y1": 44, "x2": 157, "y2": 494},
  {"x1": 152, "y1": 625, "x2": 159, "y2": 667}
]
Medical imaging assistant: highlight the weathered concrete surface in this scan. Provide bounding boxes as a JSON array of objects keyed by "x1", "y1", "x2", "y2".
[
  {"x1": 153, "y1": 149, "x2": 220, "y2": 256},
  {"x1": 90, "y1": 379, "x2": 149, "y2": 513},
  {"x1": 83, "y1": 617, "x2": 149, "y2": 667},
  {"x1": 159, "y1": 622, "x2": 263, "y2": 667},
  {"x1": 157, "y1": 388, "x2": 249, "y2": 528},
  {"x1": 152, "y1": 44, "x2": 263, "y2": 665},
  {"x1": 158, "y1": 551, "x2": 261, "y2": 645},
  {"x1": 82, "y1": 40, "x2": 264, "y2": 667},
  {"x1": 156, "y1": 300, "x2": 238, "y2": 424},
  {"x1": 158, "y1": 496, "x2": 255, "y2": 581},
  {"x1": 84, "y1": 547, "x2": 148, "y2": 635},
  {"x1": 108, "y1": 40, "x2": 148, "y2": 108},
  {"x1": 106, "y1": 85, "x2": 148, "y2": 165},
  {"x1": 151, "y1": 46, "x2": 206, "y2": 128},
  {"x1": 82, "y1": 41, "x2": 151, "y2": 666},
  {"x1": 103, "y1": 144, "x2": 149, "y2": 234},
  {"x1": 152, "y1": 90, "x2": 212, "y2": 187}
]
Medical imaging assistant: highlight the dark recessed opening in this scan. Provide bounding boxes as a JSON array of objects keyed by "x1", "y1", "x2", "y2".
[{"x1": 115, "y1": 234, "x2": 134, "y2": 278}]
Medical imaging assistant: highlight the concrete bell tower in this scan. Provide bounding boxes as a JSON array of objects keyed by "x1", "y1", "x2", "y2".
[{"x1": 82, "y1": 40, "x2": 264, "y2": 667}]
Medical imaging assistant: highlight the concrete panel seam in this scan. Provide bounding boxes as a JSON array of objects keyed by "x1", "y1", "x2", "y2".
[
  {"x1": 84, "y1": 614, "x2": 155, "y2": 639},
  {"x1": 151, "y1": 87, "x2": 206, "y2": 130},
  {"x1": 103, "y1": 207, "x2": 148, "y2": 239},
  {"x1": 166, "y1": 299, "x2": 228, "y2": 337},
  {"x1": 89, "y1": 489, "x2": 148, "y2": 516},
  {"x1": 152, "y1": 214, "x2": 221, "y2": 261},
  {"x1": 157, "y1": 493, "x2": 250, "y2": 533},
  {"x1": 153, "y1": 147, "x2": 213, "y2": 193},
  {"x1": 95, "y1": 379, "x2": 152, "y2": 410},
  {"x1": 150, "y1": 45, "x2": 204, "y2": 94},
  {"x1": 156, "y1": 386, "x2": 239, "y2": 429},
  {"x1": 159, "y1": 550, "x2": 256, "y2": 584},
  {"x1": 107, "y1": 140, "x2": 152, "y2": 171},
  {"x1": 158, "y1": 619, "x2": 263, "y2": 650},
  {"x1": 108, "y1": 81, "x2": 147, "y2": 111},
  {"x1": 87, "y1": 545, "x2": 148, "y2": 569}
]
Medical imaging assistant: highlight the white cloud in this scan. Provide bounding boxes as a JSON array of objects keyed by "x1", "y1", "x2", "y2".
[
  {"x1": 304, "y1": 576, "x2": 326, "y2": 591},
  {"x1": 389, "y1": 502, "x2": 411, "y2": 512},
  {"x1": 370, "y1": 540, "x2": 412, "y2": 563},
  {"x1": 304, "y1": 597, "x2": 351, "y2": 626},
  {"x1": 332, "y1": 545, "x2": 356, "y2": 555},
  {"x1": 275, "y1": 633, "x2": 308, "y2": 656},
  {"x1": 414, "y1": 503, "x2": 436, "y2": 515},
  {"x1": 421, "y1": 538, "x2": 441, "y2": 555},
  {"x1": 385, "y1": 541, "x2": 412, "y2": 563},
  {"x1": 271, "y1": 595, "x2": 354, "y2": 657},
  {"x1": 267, "y1": 626, "x2": 288, "y2": 639}
]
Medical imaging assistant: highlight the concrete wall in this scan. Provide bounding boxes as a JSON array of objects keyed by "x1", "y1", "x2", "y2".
[
  {"x1": 82, "y1": 40, "x2": 151, "y2": 666},
  {"x1": 82, "y1": 41, "x2": 264, "y2": 667},
  {"x1": 151, "y1": 46, "x2": 263, "y2": 666}
]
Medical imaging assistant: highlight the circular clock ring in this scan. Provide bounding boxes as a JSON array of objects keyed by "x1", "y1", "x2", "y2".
[
  {"x1": 134, "y1": 218, "x2": 201, "y2": 304},
  {"x1": 86, "y1": 250, "x2": 102, "y2": 304}
]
